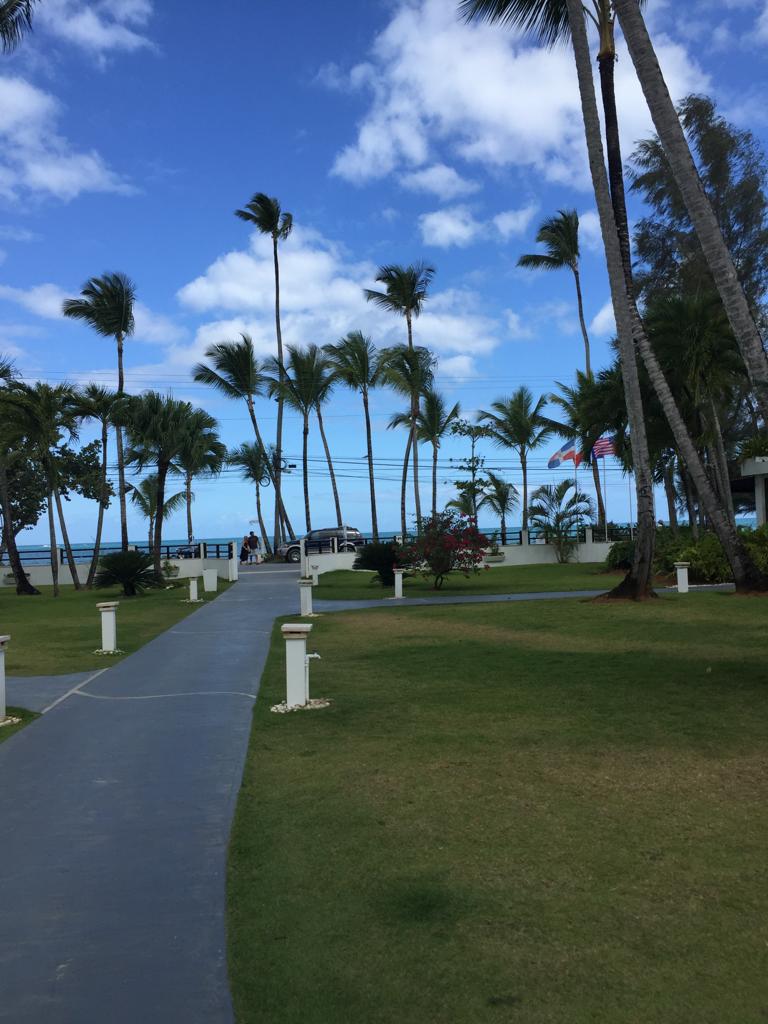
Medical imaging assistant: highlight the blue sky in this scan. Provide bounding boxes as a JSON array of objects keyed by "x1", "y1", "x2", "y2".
[{"x1": 3, "y1": 0, "x2": 767, "y2": 544}]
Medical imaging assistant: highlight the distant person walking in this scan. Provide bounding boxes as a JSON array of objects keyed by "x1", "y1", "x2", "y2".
[
  {"x1": 239, "y1": 536, "x2": 250, "y2": 565},
  {"x1": 247, "y1": 531, "x2": 261, "y2": 564}
]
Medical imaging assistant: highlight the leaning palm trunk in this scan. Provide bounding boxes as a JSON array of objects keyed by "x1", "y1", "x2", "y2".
[
  {"x1": 47, "y1": 490, "x2": 59, "y2": 598},
  {"x1": 572, "y1": 266, "x2": 592, "y2": 376},
  {"x1": 400, "y1": 429, "x2": 413, "y2": 539},
  {"x1": 54, "y1": 485, "x2": 82, "y2": 590},
  {"x1": 363, "y1": 391, "x2": 379, "y2": 541},
  {"x1": 614, "y1": 0, "x2": 768, "y2": 424},
  {"x1": 567, "y1": 0, "x2": 767, "y2": 592},
  {"x1": 431, "y1": 441, "x2": 438, "y2": 518},
  {"x1": 591, "y1": 459, "x2": 606, "y2": 526},
  {"x1": 663, "y1": 464, "x2": 678, "y2": 533},
  {"x1": 301, "y1": 412, "x2": 311, "y2": 532},
  {"x1": 245, "y1": 396, "x2": 295, "y2": 540},
  {"x1": 521, "y1": 454, "x2": 528, "y2": 532},
  {"x1": 153, "y1": 462, "x2": 169, "y2": 576},
  {"x1": 708, "y1": 402, "x2": 736, "y2": 525},
  {"x1": 255, "y1": 483, "x2": 271, "y2": 555},
  {"x1": 87, "y1": 423, "x2": 109, "y2": 587},
  {"x1": 116, "y1": 333, "x2": 129, "y2": 551},
  {"x1": 316, "y1": 405, "x2": 342, "y2": 527},
  {"x1": 272, "y1": 236, "x2": 288, "y2": 550},
  {"x1": 185, "y1": 471, "x2": 194, "y2": 544},
  {"x1": 411, "y1": 402, "x2": 422, "y2": 528},
  {"x1": 0, "y1": 461, "x2": 39, "y2": 594}
]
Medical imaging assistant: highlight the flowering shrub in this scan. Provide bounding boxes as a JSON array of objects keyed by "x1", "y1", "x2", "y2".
[{"x1": 406, "y1": 510, "x2": 488, "y2": 589}]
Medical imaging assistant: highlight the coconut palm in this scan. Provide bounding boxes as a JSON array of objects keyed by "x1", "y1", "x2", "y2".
[
  {"x1": 364, "y1": 262, "x2": 435, "y2": 350},
  {"x1": 305, "y1": 347, "x2": 343, "y2": 528},
  {"x1": 379, "y1": 345, "x2": 435, "y2": 537},
  {"x1": 0, "y1": 0, "x2": 38, "y2": 52},
  {"x1": 613, "y1": 0, "x2": 768, "y2": 425},
  {"x1": 72, "y1": 384, "x2": 119, "y2": 587},
  {"x1": 0, "y1": 358, "x2": 39, "y2": 594},
  {"x1": 528, "y1": 478, "x2": 594, "y2": 563},
  {"x1": 518, "y1": 209, "x2": 593, "y2": 375},
  {"x1": 192, "y1": 334, "x2": 295, "y2": 540},
  {"x1": 129, "y1": 475, "x2": 186, "y2": 555},
  {"x1": 172, "y1": 409, "x2": 226, "y2": 544},
  {"x1": 324, "y1": 331, "x2": 382, "y2": 540},
  {"x1": 62, "y1": 272, "x2": 136, "y2": 551},
  {"x1": 229, "y1": 442, "x2": 274, "y2": 555},
  {"x1": 478, "y1": 387, "x2": 551, "y2": 531},
  {"x1": 235, "y1": 192, "x2": 294, "y2": 548},
  {"x1": 121, "y1": 392, "x2": 196, "y2": 574},
  {"x1": 418, "y1": 390, "x2": 461, "y2": 517},
  {"x1": 479, "y1": 472, "x2": 519, "y2": 545},
  {"x1": 546, "y1": 372, "x2": 606, "y2": 526},
  {"x1": 446, "y1": 490, "x2": 476, "y2": 517}
]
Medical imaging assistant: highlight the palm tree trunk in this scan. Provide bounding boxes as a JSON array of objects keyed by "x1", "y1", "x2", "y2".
[
  {"x1": 572, "y1": 266, "x2": 592, "y2": 377},
  {"x1": 708, "y1": 400, "x2": 736, "y2": 525},
  {"x1": 521, "y1": 452, "x2": 528, "y2": 531},
  {"x1": 87, "y1": 423, "x2": 109, "y2": 587},
  {"x1": 431, "y1": 441, "x2": 438, "y2": 518},
  {"x1": 116, "y1": 332, "x2": 129, "y2": 552},
  {"x1": 400, "y1": 429, "x2": 413, "y2": 540},
  {"x1": 0, "y1": 460, "x2": 39, "y2": 594},
  {"x1": 405, "y1": 310, "x2": 413, "y2": 350},
  {"x1": 591, "y1": 458, "x2": 606, "y2": 526},
  {"x1": 54, "y1": 485, "x2": 81, "y2": 590},
  {"x1": 47, "y1": 489, "x2": 59, "y2": 598},
  {"x1": 411, "y1": 411, "x2": 422, "y2": 529},
  {"x1": 663, "y1": 464, "x2": 678, "y2": 533},
  {"x1": 272, "y1": 235, "x2": 287, "y2": 550},
  {"x1": 153, "y1": 462, "x2": 168, "y2": 576},
  {"x1": 316, "y1": 405, "x2": 342, "y2": 527},
  {"x1": 302, "y1": 412, "x2": 311, "y2": 532},
  {"x1": 363, "y1": 391, "x2": 379, "y2": 541},
  {"x1": 680, "y1": 465, "x2": 698, "y2": 539},
  {"x1": 185, "y1": 471, "x2": 194, "y2": 543},
  {"x1": 246, "y1": 397, "x2": 295, "y2": 540},
  {"x1": 614, "y1": 0, "x2": 768, "y2": 424},
  {"x1": 255, "y1": 483, "x2": 271, "y2": 555},
  {"x1": 148, "y1": 518, "x2": 154, "y2": 554}
]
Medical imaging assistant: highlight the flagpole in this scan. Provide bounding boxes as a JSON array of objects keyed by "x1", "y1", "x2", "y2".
[{"x1": 602, "y1": 455, "x2": 608, "y2": 542}]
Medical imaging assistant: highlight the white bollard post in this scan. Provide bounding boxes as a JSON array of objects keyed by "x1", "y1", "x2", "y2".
[
  {"x1": 202, "y1": 568, "x2": 218, "y2": 593},
  {"x1": 393, "y1": 568, "x2": 404, "y2": 599},
  {"x1": 189, "y1": 577, "x2": 199, "y2": 602},
  {"x1": 299, "y1": 578, "x2": 313, "y2": 616},
  {"x1": 281, "y1": 623, "x2": 313, "y2": 708},
  {"x1": 0, "y1": 634, "x2": 9, "y2": 719},
  {"x1": 300, "y1": 537, "x2": 309, "y2": 579},
  {"x1": 97, "y1": 602, "x2": 119, "y2": 653},
  {"x1": 310, "y1": 563, "x2": 319, "y2": 586},
  {"x1": 674, "y1": 561, "x2": 690, "y2": 594}
]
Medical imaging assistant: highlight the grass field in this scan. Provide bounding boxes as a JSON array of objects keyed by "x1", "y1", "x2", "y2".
[
  {"x1": 0, "y1": 706, "x2": 38, "y2": 743},
  {"x1": 314, "y1": 562, "x2": 618, "y2": 600},
  {"x1": 229, "y1": 592, "x2": 768, "y2": 1024},
  {"x1": 0, "y1": 582, "x2": 231, "y2": 676}
]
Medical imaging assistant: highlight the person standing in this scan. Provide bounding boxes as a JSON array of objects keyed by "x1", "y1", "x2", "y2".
[
  {"x1": 240, "y1": 535, "x2": 250, "y2": 565},
  {"x1": 247, "y1": 531, "x2": 261, "y2": 564}
]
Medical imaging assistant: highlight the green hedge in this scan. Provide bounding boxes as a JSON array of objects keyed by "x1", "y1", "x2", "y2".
[{"x1": 605, "y1": 525, "x2": 768, "y2": 584}]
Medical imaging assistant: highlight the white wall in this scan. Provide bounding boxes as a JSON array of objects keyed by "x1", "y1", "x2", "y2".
[{"x1": 2, "y1": 554, "x2": 238, "y2": 588}]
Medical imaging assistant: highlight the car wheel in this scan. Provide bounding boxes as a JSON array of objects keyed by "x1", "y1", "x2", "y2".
[
  {"x1": 286, "y1": 548, "x2": 301, "y2": 563},
  {"x1": 340, "y1": 543, "x2": 355, "y2": 553}
]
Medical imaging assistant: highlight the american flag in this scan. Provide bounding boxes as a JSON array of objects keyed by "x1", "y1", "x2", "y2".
[{"x1": 592, "y1": 437, "x2": 616, "y2": 458}]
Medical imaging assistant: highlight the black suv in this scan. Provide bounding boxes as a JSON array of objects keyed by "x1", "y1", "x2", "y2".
[{"x1": 278, "y1": 527, "x2": 365, "y2": 563}]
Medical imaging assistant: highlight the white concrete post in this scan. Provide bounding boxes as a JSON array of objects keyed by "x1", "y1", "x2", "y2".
[
  {"x1": 0, "y1": 635, "x2": 9, "y2": 719},
  {"x1": 393, "y1": 568, "x2": 404, "y2": 599},
  {"x1": 310, "y1": 563, "x2": 319, "y2": 586},
  {"x1": 281, "y1": 622, "x2": 313, "y2": 708},
  {"x1": 97, "y1": 602, "x2": 118, "y2": 653},
  {"x1": 189, "y1": 577, "x2": 199, "y2": 602},
  {"x1": 521, "y1": 528, "x2": 529, "y2": 546},
  {"x1": 755, "y1": 475, "x2": 766, "y2": 527},
  {"x1": 299, "y1": 578, "x2": 313, "y2": 616},
  {"x1": 585, "y1": 526, "x2": 593, "y2": 544},
  {"x1": 202, "y1": 568, "x2": 218, "y2": 593},
  {"x1": 674, "y1": 561, "x2": 690, "y2": 594},
  {"x1": 300, "y1": 537, "x2": 309, "y2": 578}
]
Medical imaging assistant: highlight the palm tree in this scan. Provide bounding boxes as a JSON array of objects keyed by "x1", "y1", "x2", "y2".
[
  {"x1": 72, "y1": 384, "x2": 119, "y2": 587},
  {"x1": 0, "y1": 0, "x2": 38, "y2": 52},
  {"x1": 563, "y1": 0, "x2": 767, "y2": 591},
  {"x1": 324, "y1": 331, "x2": 382, "y2": 540},
  {"x1": 235, "y1": 193, "x2": 294, "y2": 548},
  {"x1": 379, "y1": 345, "x2": 435, "y2": 537},
  {"x1": 121, "y1": 392, "x2": 196, "y2": 574},
  {"x1": 62, "y1": 272, "x2": 136, "y2": 551},
  {"x1": 192, "y1": 334, "x2": 295, "y2": 540},
  {"x1": 418, "y1": 390, "x2": 461, "y2": 517},
  {"x1": 546, "y1": 372, "x2": 606, "y2": 526},
  {"x1": 446, "y1": 490, "x2": 476, "y2": 517},
  {"x1": 229, "y1": 442, "x2": 274, "y2": 555},
  {"x1": 364, "y1": 262, "x2": 435, "y2": 350},
  {"x1": 518, "y1": 209, "x2": 593, "y2": 375},
  {"x1": 613, "y1": 0, "x2": 768, "y2": 425},
  {"x1": 0, "y1": 358, "x2": 39, "y2": 594},
  {"x1": 129, "y1": 475, "x2": 186, "y2": 554},
  {"x1": 478, "y1": 387, "x2": 551, "y2": 531},
  {"x1": 528, "y1": 478, "x2": 594, "y2": 563},
  {"x1": 479, "y1": 472, "x2": 519, "y2": 545},
  {"x1": 173, "y1": 409, "x2": 226, "y2": 544}
]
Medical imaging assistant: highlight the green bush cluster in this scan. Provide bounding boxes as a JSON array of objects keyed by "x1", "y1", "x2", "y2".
[
  {"x1": 353, "y1": 542, "x2": 402, "y2": 587},
  {"x1": 605, "y1": 525, "x2": 768, "y2": 584}
]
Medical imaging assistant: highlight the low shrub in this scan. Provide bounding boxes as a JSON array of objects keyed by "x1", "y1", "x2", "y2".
[
  {"x1": 605, "y1": 539, "x2": 634, "y2": 571},
  {"x1": 678, "y1": 533, "x2": 731, "y2": 584},
  {"x1": 94, "y1": 551, "x2": 165, "y2": 597},
  {"x1": 406, "y1": 510, "x2": 488, "y2": 589},
  {"x1": 353, "y1": 541, "x2": 402, "y2": 587}
]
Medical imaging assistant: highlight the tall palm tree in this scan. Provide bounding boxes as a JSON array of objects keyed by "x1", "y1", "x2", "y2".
[
  {"x1": 563, "y1": 0, "x2": 767, "y2": 591},
  {"x1": 72, "y1": 384, "x2": 119, "y2": 587},
  {"x1": 418, "y1": 390, "x2": 461, "y2": 517},
  {"x1": 121, "y1": 392, "x2": 197, "y2": 575},
  {"x1": 0, "y1": 358, "x2": 39, "y2": 594},
  {"x1": 324, "y1": 331, "x2": 381, "y2": 540},
  {"x1": 478, "y1": 387, "x2": 551, "y2": 531},
  {"x1": 173, "y1": 409, "x2": 226, "y2": 544},
  {"x1": 193, "y1": 334, "x2": 295, "y2": 539},
  {"x1": 0, "y1": 0, "x2": 38, "y2": 52},
  {"x1": 364, "y1": 262, "x2": 435, "y2": 350},
  {"x1": 235, "y1": 193, "x2": 294, "y2": 548},
  {"x1": 613, "y1": 0, "x2": 768, "y2": 425},
  {"x1": 379, "y1": 345, "x2": 435, "y2": 537},
  {"x1": 518, "y1": 209, "x2": 593, "y2": 375},
  {"x1": 546, "y1": 372, "x2": 606, "y2": 525},
  {"x1": 62, "y1": 272, "x2": 136, "y2": 551},
  {"x1": 229, "y1": 442, "x2": 274, "y2": 555},
  {"x1": 479, "y1": 472, "x2": 519, "y2": 545},
  {"x1": 129, "y1": 475, "x2": 185, "y2": 554}
]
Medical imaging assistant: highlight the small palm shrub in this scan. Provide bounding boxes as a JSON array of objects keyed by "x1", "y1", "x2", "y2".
[
  {"x1": 95, "y1": 551, "x2": 164, "y2": 597},
  {"x1": 606, "y1": 538, "x2": 634, "y2": 571},
  {"x1": 353, "y1": 542, "x2": 402, "y2": 587}
]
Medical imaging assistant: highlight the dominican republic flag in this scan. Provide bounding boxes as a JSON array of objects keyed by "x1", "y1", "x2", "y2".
[
  {"x1": 592, "y1": 436, "x2": 616, "y2": 459},
  {"x1": 548, "y1": 440, "x2": 583, "y2": 469}
]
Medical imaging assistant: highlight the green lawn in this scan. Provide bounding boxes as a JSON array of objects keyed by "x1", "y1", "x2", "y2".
[
  {"x1": 314, "y1": 561, "x2": 616, "y2": 600},
  {"x1": 0, "y1": 581, "x2": 231, "y2": 676},
  {"x1": 0, "y1": 706, "x2": 38, "y2": 743},
  {"x1": 229, "y1": 592, "x2": 768, "y2": 1024}
]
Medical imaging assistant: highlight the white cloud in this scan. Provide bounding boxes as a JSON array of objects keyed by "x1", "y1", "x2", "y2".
[
  {"x1": 757, "y1": 2, "x2": 768, "y2": 39},
  {"x1": 0, "y1": 225, "x2": 39, "y2": 242},
  {"x1": 328, "y1": 0, "x2": 708, "y2": 190},
  {"x1": 418, "y1": 205, "x2": 483, "y2": 247},
  {"x1": 505, "y1": 310, "x2": 533, "y2": 340},
  {"x1": 437, "y1": 354, "x2": 477, "y2": 379},
  {"x1": 400, "y1": 163, "x2": 479, "y2": 200},
  {"x1": 0, "y1": 282, "x2": 67, "y2": 318},
  {"x1": 590, "y1": 300, "x2": 616, "y2": 337},
  {"x1": 133, "y1": 302, "x2": 186, "y2": 344},
  {"x1": 493, "y1": 203, "x2": 538, "y2": 239},
  {"x1": 0, "y1": 76, "x2": 133, "y2": 201},
  {"x1": 37, "y1": 0, "x2": 155, "y2": 58},
  {"x1": 577, "y1": 210, "x2": 603, "y2": 254}
]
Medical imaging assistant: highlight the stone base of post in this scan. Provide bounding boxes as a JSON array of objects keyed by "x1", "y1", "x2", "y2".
[
  {"x1": 281, "y1": 623, "x2": 313, "y2": 709},
  {"x1": 310, "y1": 564, "x2": 319, "y2": 586},
  {"x1": 186, "y1": 577, "x2": 203, "y2": 603},
  {"x1": 96, "y1": 602, "x2": 119, "y2": 653},
  {"x1": 674, "y1": 561, "x2": 690, "y2": 594},
  {"x1": 299, "y1": 579, "x2": 314, "y2": 616},
  {"x1": 393, "y1": 568, "x2": 404, "y2": 599},
  {"x1": 202, "y1": 568, "x2": 218, "y2": 593}
]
